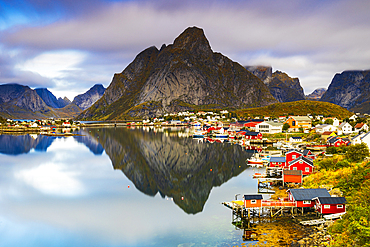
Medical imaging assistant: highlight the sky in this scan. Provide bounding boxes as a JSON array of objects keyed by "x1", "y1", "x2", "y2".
[{"x1": 1, "y1": 0, "x2": 370, "y2": 100}]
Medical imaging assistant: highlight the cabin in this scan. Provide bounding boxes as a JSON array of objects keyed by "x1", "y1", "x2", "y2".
[
  {"x1": 269, "y1": 157, "x2": 286, "y2": 168},
  {"x1": 302, "y1": 149, "x2": 316, "y2": 160},
  {"x1": 313, "y1": 197, "x2": 346, "y2": 214},
  {"x1": 287, "y1": 188, "x2": 331, "y2": 208},
  {"x1": 284, "y1": 116, "x2": 312, "y2": 132},
  {"x1": 282, "y1": 169, "x2": 302, "y2": 184},
  {"x1": 326, "y1": 136, "x2": 349, "y2": 147},
  {"x1": 244, "y1": 194, "x2": 263, "y2": 208},
  {"x1": 354, "y1": 123, "x2": 369, "y2": 133},
  {"x1": 285, "y1": 150, "x2": 303, "y2": 163},
  {"x1": 289, "y1": 136, "x2": 302, "y2": 143},
  {"x1": 244, "y1": 131, "x2": 263, "y2": 140},
  {"x1": 337, "y1": 122, "x2": 353, "y2": 135},
  {"x1": 315, "y1": 124, "x2": 337, "y2": 134},
  {"x1": 288, "y1": 156, "x2": 314, "y2": 175}
]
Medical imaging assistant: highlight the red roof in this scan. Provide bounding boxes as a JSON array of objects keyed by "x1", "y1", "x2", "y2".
[
  {"x1": 244, "y1": 122, "x2": 258, "y2": 127},
  {"x1": 354, "y1": 123, "x2": 365, "y2": 128}
]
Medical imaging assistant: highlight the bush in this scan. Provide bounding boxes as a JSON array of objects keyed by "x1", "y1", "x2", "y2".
[{"x1": 345, "y1": 143, "x2": 370, "y2": 162}]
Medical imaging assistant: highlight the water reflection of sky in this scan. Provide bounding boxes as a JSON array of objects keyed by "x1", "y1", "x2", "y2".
[{"x1": 0, "y1": 135, "x2": 261, "y2": 247}]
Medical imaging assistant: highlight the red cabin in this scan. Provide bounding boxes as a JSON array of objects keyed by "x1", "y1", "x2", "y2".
[
  {"x1": 245, "y1": 131, "x2": 262, "y2": 140},
  {"x1": 269, "y1": 157, "x2": 287, "y2": 168},
  {"x1": 287, "y1": 188, "x2": 330, "y2": 208},
  {"x1": 313, "y1": 197, "x2": 346, "y2": 214},
  {"x1": 288, "y1": 156, "x2": 314, "y2": 175},
  {"x1": 283, "y1": 169, "x2": 302, "y2": 184},
  {"x1": 244, "y1": 194, "x2": 263, "y2": 208},
  {"x1": 285, "y1": 150, "x2": 303, "y2": 163}
]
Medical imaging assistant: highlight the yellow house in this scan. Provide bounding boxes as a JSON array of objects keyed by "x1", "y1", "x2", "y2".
[{"x1": 284, "y1": 116, "x2": 312, "y2": 132}]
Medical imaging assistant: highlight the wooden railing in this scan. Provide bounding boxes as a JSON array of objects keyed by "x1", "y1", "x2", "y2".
[{"x1": 261, "y1": 200, "x2": 297, "y2": 207}]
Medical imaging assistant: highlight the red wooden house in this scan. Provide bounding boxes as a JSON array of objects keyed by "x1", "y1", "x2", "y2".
[
  {"x1": 302, "y1": 149, "x2": 316, "y2": 160},
  {"x1": 313, "y1": 197, "x2": 346, "y2": 214},
  {"x1": 288, "y1": 156, "x2": 314, "y2": 175},
  {"x1": 282, "y1": 169, "x2": 302, "y2": 184},
  {"x1": 327, "y1": 136, "x2": 350, "y2": 147},
  {"x1": 269, "y1": 156, "x2": 287, "y2": 168},
  {"x1": 287, "y1": 188, "x2": 331, "y2": 208},
  {"x1": 244, "y1": 194, "x2": 263, "y2": 208},
  {"x1": 245, "y1": 131, "x2": 262, "y2": 140},
  {"x1": 285, "y1": 150, "x2": 303, "y2": 163}
]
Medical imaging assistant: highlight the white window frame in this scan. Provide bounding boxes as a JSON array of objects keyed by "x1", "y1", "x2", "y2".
[
  {"x1": 292, "y1": 155, "x2": 296, "y2": 159},
  {"x1": 305, "y1": 167, "x2": 310, "y2": 172},
  {"x1": 293, "y1": 167, "x2": 297, "y2": 170},
  {"x1": 337, "y1": 204, "x2": 343, "y2": 208},
  {"x1": 303, "y1": 200, "x2": 311, "y2": 204},
  {"x1": 324, "y1": 205, "x2": 330, "y2": 209},
  {"x1": 250, "y1": 199, "x2": 257, "y2": 204}
]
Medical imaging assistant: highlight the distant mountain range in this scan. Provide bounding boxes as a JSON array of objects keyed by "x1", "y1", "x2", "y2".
[
  {"x1": 1, "y1": 26, "x2": 370, "y2": 119},
  {"x1": 0, "y1": 83, "x2": 105, "y2": 119}
]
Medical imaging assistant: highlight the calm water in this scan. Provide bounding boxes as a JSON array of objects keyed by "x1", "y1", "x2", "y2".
[{"x1": 0, "y1": 127, "x2": 263, "y2": 247}]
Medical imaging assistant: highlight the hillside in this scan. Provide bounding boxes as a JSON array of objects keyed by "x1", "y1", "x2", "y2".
[
  {"x1": 235, "y1": 100, "x2": 352, "y2": 119},
  {"x1": 78, "y1": 27, "x2": 277, "y2": 120}
]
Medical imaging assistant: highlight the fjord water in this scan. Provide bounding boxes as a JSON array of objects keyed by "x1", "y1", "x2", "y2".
[{"x1": 0, "y1": 127, "x2": 258, "y2": 247}]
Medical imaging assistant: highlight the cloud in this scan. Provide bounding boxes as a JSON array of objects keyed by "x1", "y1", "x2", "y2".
[{"x1": 1, "y1": 0, "x2": 370, "y2": 98}]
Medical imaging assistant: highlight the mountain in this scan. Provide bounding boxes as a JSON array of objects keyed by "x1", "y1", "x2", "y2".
[
  {"x1": 320, "y1": 70, "x2": 370, "y2": 113},
  {"x1": 0, "y1": 83, "x2": 81, "y2": 119},
  {"x1": 306, "y1": 88, "x2": 326, "y2": 100},
  {"x1": 72, "y1": 84, "x2": 106, "y2": 110},
  {"x1": 235, "y1": 100, "x2": 352, "y2": 119},
  {"x1": 35, "y1": 88, "x2": 70, "y2": 108},
  {"x1": 246, "y1": 67, "x2": 305, "y2": 103},
  {"x1": 78, "y1": 27, "x2": 277, "y2": 120},
  {"x1": 87, "y1": 127, "x2": 251, "y2": 214}
]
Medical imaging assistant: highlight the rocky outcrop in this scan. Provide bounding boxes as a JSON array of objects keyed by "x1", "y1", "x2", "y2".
[
  {"x1": 320, "y1": 70, "x2": 370, "y2": 112},
  {"x1": 245, "y1": 67, "x2": 305, "y2": 103},
  {"x1": 266, "y1": 71, "x2": 305, "y2": 102},
  {"x1": 245, "y1": 66, "x2": 272, "y2": 84},
  {"x1": 306, "y1": 88, "x2": 326, "y2": 100},
  {"x1": 72, "y1": 84, "x2": 106, "y2": 110},
  {"x1": 79, "y1": 27, "x2": 276, "y2": 120},
  {"x1": 35, "y1": 88, "x2": 70, "y2": 108}
]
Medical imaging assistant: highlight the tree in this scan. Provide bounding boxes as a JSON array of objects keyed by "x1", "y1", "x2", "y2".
[
  {"x1": 324, "y1": 119, "x2": 334, "y2": 125},
  {"x1": 282, "y1": 123, "x2": 290, "y2": 131},
  {"x1": 345, "y1": 143, "x2": 370, "y2": 162}
]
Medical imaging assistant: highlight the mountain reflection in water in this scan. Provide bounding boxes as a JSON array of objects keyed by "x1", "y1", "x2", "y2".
[{"x1": 87, "y1": 127, "x2": 252, "y2": 214}]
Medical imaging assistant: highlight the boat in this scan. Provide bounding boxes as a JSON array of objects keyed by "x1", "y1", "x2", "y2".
[{"x1": 247, "y1": 154, "x2": 264, "y2": 165}]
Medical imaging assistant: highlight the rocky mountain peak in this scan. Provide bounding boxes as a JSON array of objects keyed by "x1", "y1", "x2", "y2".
[{"x1": 172, "y1": 26, "x2": 212, "y2": 58}]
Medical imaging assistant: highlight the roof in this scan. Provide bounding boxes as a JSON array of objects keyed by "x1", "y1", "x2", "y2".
[
  {"x1": 321, "y1": 131, "x2": 336, "y2": 136},
  {"x1": 261, "y1": 121, "x2": 283, "y2": 127},
  {"x1": 288, "y1": 188, "x2": 330, "y2": 201},
  {"x1": 289, "y1": 116, "x2": 312, "y2": 122},
  {"x1": 302, "y1": 149, "x2": 311, "y2": 156},
  {"x1": 244, "y1": 195, "x2": 263, "y2": 200},
  {"x1": 283, "y1": 170, "x2": 302, "y2": 176},
  {"x1": 291, "y1": 136, "x2": 302, "y2": 140},
  {"x1": 244, "y1": 122, "x2": 259, "y2": 127},
  {"x1": 316, "y1": 124, "x2": 330, "y2": 129},
  {"x1": 270, "y1": 156, "x2": 286, "y2": 163},
  {"x1": 288, "y1": 156, "x2": 314, "y2": 166},
  {"x1": 245, "y1": 131, "x2": 260, "y2": 136},
  {"x1": 354, "y1": 123, "x2": 365, "y2": 128},
  {"x1": 360, "y1": 132, "x2": 370, "y2": 140},
  {"x1": 314, "y1": 197, "x2": 346, "y2": 204},
  {"x1": 286, "y1": 149, "x2": 303, "y2": 155},
  {"x1": 338, "y1": 122, "x2": 351, "y2": 128}
]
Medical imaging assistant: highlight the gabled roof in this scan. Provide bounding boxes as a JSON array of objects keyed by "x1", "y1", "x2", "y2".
[
  {"x1": 315, "y1": 124, "x2": 330, "y2": 129},
  {"x1": 354, "y1": 123, "x2": 365, "y2": 129},
  {"x1": 244, "y1": 195, "x2": 263, "y2": 200},
  {"x1": 286, "y1": 149, "x2": 303, "y2": 155},
  {"x1": 245, "y1": 131, "x2": 260, "y2": 136},
  {"x1": 244, "y1": 122, "x2": 259, "y2": 127},
  {"x1": 288, "y1": 156, "x2": 314, "y2": 166},
  {"x1": 288, "y1": 116, "x2": 311, "y2": 122},
  {"x1": 360, "y1": 132, "x2": 370, "y2": 140},
  {"x1": 270, "y1": 157, "x2": 286, "y2": 163},
  {"x1": 338, "y1": 122, "x2": 351, "y2": 128},
  {"x1": 327, "y1": 136, "x2": 341, "y2": 143},
  {"x1": 283, "y1": 170, "x2": 302, "y2": 176},
  {"x1": 314, "y1": 197, "x2": 346, "y2": 204},
  {"x1": 352, "y1": 132, "x2": 366, "y2": 140},
  {"x1": 322, "y1": 131, "x2": 336, "y2": 136},
  {"x1": 288, "y1": 188, "x2": 330, "y2": 201},
  {"x1": 302, "y1": 149, "x2": 312, "y2": 156}
]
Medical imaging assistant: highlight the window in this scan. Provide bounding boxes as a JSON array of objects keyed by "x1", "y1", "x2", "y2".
[
  {"x1": 305, "y1": 167, "x2": 310, "y2": 172},
  {"x1": 293, "y1": 167, "x2": 297, "y2": 170},
  {"x1": 324, "y1": 205, "x2": 330, "y2": 209},
  {"x1": 251, "y1": 200, "x2": 257, "y2": 204},
  {"x1": 303, "y1": 200, "x2": 311, "y2": 204},
  {"x1": 292, "y1": 121, "x2": 296, "y2": 126},
  {"x1": 337, "y1": 205, "x2": 343, "y2": 208},
  {"x1": 292, "y1": 155, "x2": 296, "y2": 159}
]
